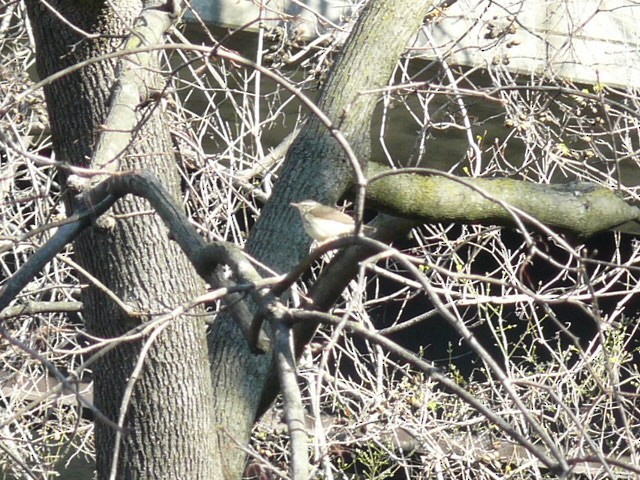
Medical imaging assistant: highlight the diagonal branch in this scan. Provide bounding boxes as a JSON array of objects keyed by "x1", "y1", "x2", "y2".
[{"x1": 0, "y1": 170, "x2": 274, "y2": 351}]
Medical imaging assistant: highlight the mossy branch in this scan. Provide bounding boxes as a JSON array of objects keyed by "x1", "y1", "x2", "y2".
[{"x1": 366, "y1": 163, "x2": 640, "y2": 237}]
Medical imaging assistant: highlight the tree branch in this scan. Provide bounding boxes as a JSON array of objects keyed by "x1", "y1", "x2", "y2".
[
  {"x1": 0, "y1": 194, "x2": 117, "y2": 313},
  {"x1": 0, "y1": 301, "x2": 83, "y2": 321},
  {"x1": 274, "y1": 318, "x2": 310, "y2": 479},
  {"x1": 366, "y1": 164, "x2": 640, "y2": 236},
  {"x1": 90, "y1": 6, "x2": 176, "y2": 176},
  {"x1": 290, "y1": 309, "x2": 564, "y2": 474}
]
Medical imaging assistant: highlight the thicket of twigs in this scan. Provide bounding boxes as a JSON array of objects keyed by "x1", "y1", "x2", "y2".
[{"x1": 2, "y1": 1, "x2": 640, "y2": 478}]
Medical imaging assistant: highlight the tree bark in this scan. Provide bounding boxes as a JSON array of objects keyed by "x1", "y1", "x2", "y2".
[
  {"x1": 364, "y1": 163, "x2": 640, "y2": 236},
  {"x1": 247, "y1": 1, "x2": 435, "y2": 274},
  {"x1": 17, "y1": 1, "x2": 640, "y2": 478},
  {"x1": 25, "y1": 2, "x2": 216, "y2": 478},
  {"x1": 24, "y1": 1, "x2": 449, "y2": 478},
  {"x1": 207, "y1": 1, "x2": 436, "y2": 477}
]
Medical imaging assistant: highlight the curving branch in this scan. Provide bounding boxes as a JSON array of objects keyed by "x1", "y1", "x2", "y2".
[
  {"x1": 0, "y1": 194, "x2": 117, "y2": 314},
  {"x1": 0, "y1": 170, "x2": 274, "y2": 351}
]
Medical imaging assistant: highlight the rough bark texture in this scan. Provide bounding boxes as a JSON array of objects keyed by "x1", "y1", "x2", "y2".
[
  {"x1": 248, "y1": 1, "x2": 434, "y2": 274},
  {"x1": 207, "y1": 1, "x2": 436, "y2": 477},
  {"x1": 25, "y1": 2, "x2": 216, "y2": 478}
]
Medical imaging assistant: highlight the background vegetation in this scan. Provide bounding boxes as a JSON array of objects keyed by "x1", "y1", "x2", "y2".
[{"x1": 1, "y1": 1, "x2": 640, "y2": 478}]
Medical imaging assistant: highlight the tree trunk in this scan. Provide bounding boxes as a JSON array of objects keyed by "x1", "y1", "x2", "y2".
[
  {"x1": 207, "y1": 1, "x2": 435, "y2": 477},
  {"x1": 25, "y1": 2, "x2": 216, "y2": 478},
  {"x1": 26, "y1": 0, "x2": 437, "y2": 477}
]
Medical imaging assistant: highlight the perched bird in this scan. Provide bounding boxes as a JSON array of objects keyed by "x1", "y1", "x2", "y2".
[{"x1": 291, "y1": 199, "x2": 375, "y2": 241}]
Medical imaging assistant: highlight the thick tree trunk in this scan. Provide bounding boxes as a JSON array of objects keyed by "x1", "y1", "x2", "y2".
[
  {"x1": 25, "y1": 2, "x2": 216, "y2": 478},
  {"x1": 207, "y1": 1, "x2": 436, "y2": 477},
  {"x1": 247, "y1": 1, "x2": 435, "y2": 273}
]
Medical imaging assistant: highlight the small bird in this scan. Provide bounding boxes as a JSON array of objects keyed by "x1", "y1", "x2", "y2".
[{"x1": 291, "y1": 199, "x2": 375, "y2": 241}]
